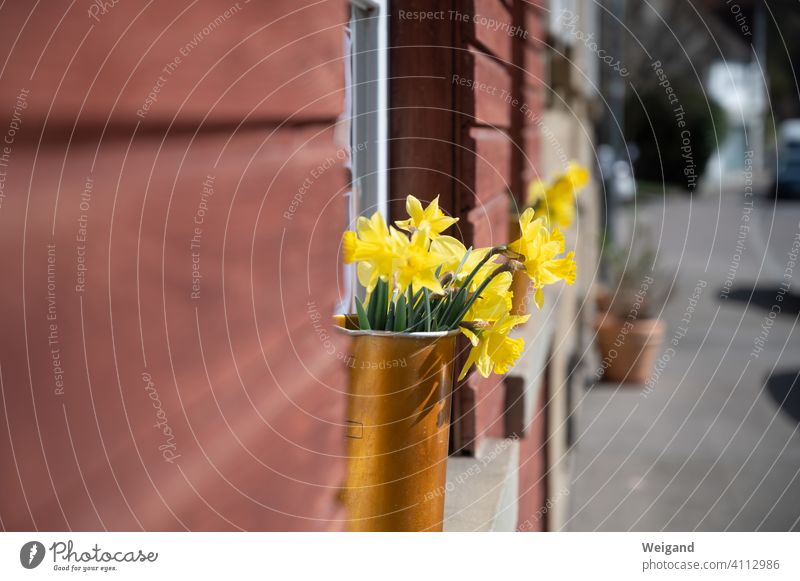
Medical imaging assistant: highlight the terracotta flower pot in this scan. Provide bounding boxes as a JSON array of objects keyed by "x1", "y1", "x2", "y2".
[
  {"x1": 594, "y1": 283, "x2": 612, "y2": 313},
  {"x1": 594, "y1": 313, "x2": 666, "y2": 385},
  {"x1": 336, "y1": 318, "x2": 458, "y2": 532}
]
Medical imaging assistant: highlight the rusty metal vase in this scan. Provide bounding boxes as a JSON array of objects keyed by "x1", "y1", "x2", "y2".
[{"x1": 335, "y1": 317, "x2": 458, "y2": 532}]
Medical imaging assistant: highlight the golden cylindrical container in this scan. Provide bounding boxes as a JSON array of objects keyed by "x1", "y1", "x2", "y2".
[{"x1": 336, "y1": 319, "x2": 458, "y2": 532}]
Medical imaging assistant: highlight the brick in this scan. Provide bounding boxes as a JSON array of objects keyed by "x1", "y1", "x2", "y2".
[
  {"x1": 0, "y1": 125, "x2": 348, "y2": 532},
  {"x1": 523, "y1": 45, "x2": 547, "y2": 88},
  {"x1": 471, "y1": 49, "x2": 513, "y2": 128},
  {"x1": 0, "y1": 0, "x2": 346, "y2": 126},
  {"x1": 472, "y1": 0, "x2": 513, "y2": 61},
  {"x1": 472, "y1": 127, "x2": 512, "y2": 205},
  {"x1": 468, "y1": 190, "x2": 510, "y2": 249},
  {"x1": 524, "y1": 2, "x2": 547, "y2": 51},
  {"x1": 516, "y1": 381, "x2": 548, "y2": 531}
]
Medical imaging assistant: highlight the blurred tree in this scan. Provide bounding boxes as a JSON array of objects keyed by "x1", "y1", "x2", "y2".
[
  {"x1": 625, "y1": 85, "x2": 726, "y2": 188},
  {"x1": 764, "y1": 1, "x2": 800, "y2": 121}
]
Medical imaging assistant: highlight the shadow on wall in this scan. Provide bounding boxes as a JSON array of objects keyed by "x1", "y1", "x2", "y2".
[{"x1": 766, "y1": 371, "x2": 800, "y2": 424}]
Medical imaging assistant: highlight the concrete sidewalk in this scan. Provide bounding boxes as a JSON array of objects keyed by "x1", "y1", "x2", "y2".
[{"x1": 566, "y1": 195, "x2": 800, "y2": 531}]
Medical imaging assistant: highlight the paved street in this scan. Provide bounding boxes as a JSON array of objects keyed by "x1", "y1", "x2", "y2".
[{"x1": 566, "y1": 191, "x2": 800, "y2": 531}]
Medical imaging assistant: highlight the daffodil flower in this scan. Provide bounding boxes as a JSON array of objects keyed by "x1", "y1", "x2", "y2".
[
  {"x1": 392, "y1": 228, "x2": 445, "y2": 294},
  {"x1": 464, "y1": 271, "x2": 513, "y2": 322},
  {"x1": 529, "y1": 177, "x2": 576, "y2": 228},
  {"x1": 525, "y1": 161, "x2": 589, "y2": 229},
  {"x1": 429, "y1": 235, "x2": 494, "y2": 281},
  {"x1": 339, "y1": 194, "x2": 576, "y2": 380},
  {"x1": 429, "y1": 235, "x2": 467, "y2": 273},
  {"x1": 458, "y1": 312, "x2": 530, "y2": 379},
  {"x1": 565, "y1": 161, "x2": 589, "y2": 189},
  {"x1": 395, "y1": 195, "x2": 458, "y2": 239},
  {"x1": 509, "y1": 208, "x2": 577, "y2": 309},
  {"x1": 342, "y1": 212, "x2": 396, "y2": 291}
]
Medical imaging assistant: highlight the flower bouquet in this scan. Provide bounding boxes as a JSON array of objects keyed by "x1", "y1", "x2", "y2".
[
  {"x1": 336, "y1": 195, "x2": 575, "y2": 532},
  {"x1": 509, "y1": 162, "x2": 588, "y2": 315}
]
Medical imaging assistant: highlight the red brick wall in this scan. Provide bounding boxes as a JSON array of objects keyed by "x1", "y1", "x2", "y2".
[
  {"x1": 454, "y1": 0, "x2": 547, "y2": 457},
  {"x1": 515, "y1": 0, "x2": 550, "y2": 532},
  {"x1": 390, "y1": 0, "x2": 551, "y2": 527},
  {"x1": 0, "y1": 0, "x2": 551, "y2": 532},
  {"x1": 516, "y1": 379, "x2": 549, "y2": 531},
  {"x1": 0, "y1": 0, "x2": 349, "y2": 531}
]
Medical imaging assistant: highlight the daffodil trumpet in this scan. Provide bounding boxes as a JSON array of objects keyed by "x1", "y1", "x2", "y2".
[{"x1": 341, "y1": 194, "x2": 576, "y2": 379}]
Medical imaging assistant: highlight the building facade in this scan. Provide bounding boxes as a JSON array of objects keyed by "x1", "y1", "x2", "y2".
[{"x1": 0, "y1": 0, "x2": 599, "y2": 531}]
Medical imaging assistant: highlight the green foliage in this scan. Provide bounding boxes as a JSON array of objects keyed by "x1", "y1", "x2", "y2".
[
  {"x1": 355, "y1": 250, "x2": 510, "y2": 333},
  {"x1": 625, "y1": 85, "x2": 726, "y2": 189},
  {"x1": 602, "y1": 233, "x2": 673, "y2": 319}
]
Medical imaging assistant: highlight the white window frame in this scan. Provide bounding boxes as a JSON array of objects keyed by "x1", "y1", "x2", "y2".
[
  {"x1": 338, "y1": 0, "x2": 389, "y2": 312},
  {"x1": 349, "y1": 0, "x2": 389, "y2": 219}
]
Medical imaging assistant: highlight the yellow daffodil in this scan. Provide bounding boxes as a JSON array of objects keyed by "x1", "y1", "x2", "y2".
[
  {"x1": 342, "y1": 212, "x2": 396, "y2": 291},
  {"x1": 429, "y1": 235, "x2": 494, "y2": 282},
  {"x1": 465, "y1": 259, "x2": 499, "y2": 292},
  {"x1": 395, "y1": 195, "x2": 458, "y2": 238},
  {"x1": 525, "y1": 179, "x2": 546, "y2": 208},
  {"x1": 464, "y1": 271, "x2": 513, "y2": 322},
  {"x1": 530, "y1": 177, "x2": 576, "y2": 228},
  {"x1": 339, "y1": 195, "x2": 575, "y2": 380},
  {"x1": 525, "y1": 161, "x2": 589, "y2": 229},
  {"x1": 459, "y1": 312, "x2": 530, "y2": 379},
  {"x1": 509, "y1": 208, "x2": 577, "y2": 309},
  {"x1": 565, "y1": 161, "x2": 589, "y2": 189},
  {"x1": 429, "y1": 235, "x2": 468, "y2": 273},
  {"x1": 392, "y1": 228, "x2": 445, "y2": 294}
]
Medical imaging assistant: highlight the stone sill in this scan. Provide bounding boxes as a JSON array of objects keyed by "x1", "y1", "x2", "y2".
[
  {"x1": 443, "y1": 437, "x2": 520, "y2": 531},
  {"x1": 443, "y1": 292, "x2": 556, "y2": 531}
]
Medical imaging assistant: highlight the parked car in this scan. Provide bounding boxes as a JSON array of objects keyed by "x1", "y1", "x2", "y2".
[{"x1": 773, "y1": 120, "x2": 800, "y2": 199}]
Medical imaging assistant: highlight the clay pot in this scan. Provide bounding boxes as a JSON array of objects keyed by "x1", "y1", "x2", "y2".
[
  {"x1": 594, "y1": 283, "x2": 612, "y2": 313},
  {"x1": 594, "y1": 313, "x2": 666, "y2": 385}
]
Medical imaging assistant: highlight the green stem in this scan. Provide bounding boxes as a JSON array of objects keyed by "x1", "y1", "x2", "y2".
[
  {"x1": 423, "y1": 288, "x2": 432, "y2": 332},
  {"x1": 406, "y1": 286, "x2": 415, "y2": 329},
  {"x1": 440, "y1": 247, "x2": 502, "y2": 324},
  {"x1": 447, "y1": 265, "x2": 510, "y2": 330}
]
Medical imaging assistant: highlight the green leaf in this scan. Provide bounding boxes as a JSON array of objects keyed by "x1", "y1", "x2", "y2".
[
  {"x1": 441, "y1": 248, "x2": 497, "y2": 324},
  {"x1": 366, "y1": 286, "x2": 378, "y2": 328},
  {"x1": 411, "y1": 289, "x2": 427, "y2": 331},
  {"x1": 411, "y1": 287, "x2": 424, "y2": 309},
  {"x1": 394, "y1": 294, "x2": 407, "y2": 332},
  {"x1": 355, "y1": 296, "x2": 370, "y2": 330},
  {"x1": 385, "y1": 299, "x2": 395, "y2": 331},
  {"x1": 373, "y1": 280, "x2": 387, "y2": 330},
  {"x1": 408, "y1": 286, "x2": 427, "y2": 331},
  {"x1": 443, "y1": 291, "x2": 465, "y2": 329},
  {"x1": 406, "y1": 286, "x2": 415, "y2": 328},
  {"x1": 448, "y1": 267, "x2": 505, "y2": 329},
  {"x1": 453, "y1": 247, "x2": 473, "y2": 278},
  {"x1": 423, "y1": 288, "x2": 432, "y2": 332}
]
